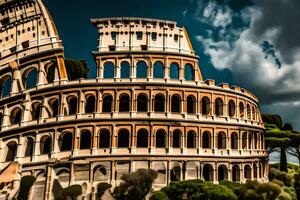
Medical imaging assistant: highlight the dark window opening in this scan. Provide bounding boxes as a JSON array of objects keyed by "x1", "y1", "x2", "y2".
[
  {"x1": 137, "y1": 129, "x2": 148, "y2": 148},
  {"x1": 119, "y1": 95, "x2": 130, "y2": 112},
  {"x1": 118, "y1": 130, "x2": 129, "y2": 148},
  {"x1": 85, "y1": 96, "x2": 96, "y2": 113},
  {"x1": 154, "y1": 94, "x2": 165, "y2": 112},
  {"x1": 60, "y1": 132, "x2": 73, "y2": 151},
  {"x1": 171, "y1": 95, "x2": 180, "y2": 113},
  {"x1": 99, "y1": 130, "x2": 110, "y2": 148},
  {"x1": 80, "y1": 131, "x2": 91, "y2": 149},
  {"x1": 102, "y1": 95, "x2": 112, "y2": 113},
  {"x1": 156, "y1": 130, "x2": 166, "y2": 148},
  {"x1": 137, "y1": 94, "x2": 148, "y2": 112}
]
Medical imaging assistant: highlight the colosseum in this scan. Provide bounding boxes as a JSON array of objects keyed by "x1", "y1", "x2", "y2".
[{"x1": 0, "y1": 0, "x2": 268, "y2": 199}]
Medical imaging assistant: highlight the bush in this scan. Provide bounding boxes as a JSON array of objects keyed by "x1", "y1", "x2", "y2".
[
  {"x1": 52, "y1": 179, "x2": 64, "y2": 200},
  {"x1": 96, "y1": 182, "x2": 112, "y2": 199},
  {"x1": 150, "y1": 191, "x2": 168, "y2": 200},
  {"x1": 204, "y1": 184, "x2": 237, "y2": 200},
  {"x1": 17, "y1": 176, "x2": 36, "y2": 200},
  {"x1": 294, "y1": 172, "x2": 300, "y2": 200},
  {"x1": 269, "y1": 168, "x2": 292, "y2": 187},
  {"x1": 62, "y1": 185, "x2": 82, "y2": 200}
]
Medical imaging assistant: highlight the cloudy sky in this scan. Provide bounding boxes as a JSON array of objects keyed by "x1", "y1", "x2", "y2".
[{"x1": 44, "y1": 0, "x2": 300, "y2": 130}]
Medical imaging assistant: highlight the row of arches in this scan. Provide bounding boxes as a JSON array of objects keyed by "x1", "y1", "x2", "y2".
[
  {"x1": 3, "y1": 129, "x2": 264, "y2": 162},
  {"x1": 4, "y1": 93, "x2": 259, "y2": 126},
  {"x1": 103, "y1": 61, "x2": 195, "y2": 80}
]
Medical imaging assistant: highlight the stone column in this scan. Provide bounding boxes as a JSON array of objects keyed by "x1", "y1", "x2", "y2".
[{"x1": 37, "y1": 61, "x2": 47, "y2": 86}]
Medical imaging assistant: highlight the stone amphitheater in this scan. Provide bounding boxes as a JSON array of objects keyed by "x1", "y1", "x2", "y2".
[{"x1": 0, "y1": 0, "x2": 268, "y2": 199}]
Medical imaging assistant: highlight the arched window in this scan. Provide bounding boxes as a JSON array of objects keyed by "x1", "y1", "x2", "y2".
[
  {"x1": 170, "y1": 63, "x2": 179, "y2": 80},
  {"x1": 136, "y1": 61, "x2": 147, "y2": 78},
  {"x1": 202, "y1": 131, "x2": 211, "y2": 148},
  {"x1": 201, "y1": 97, "x2": 210, "y2": 115},
  {"x1": 218, "y1": 165, "x2": 228, "y2": 181},
  {"x1": 253, "y1": 163, "x2": 258, "y2": 179},
  {"x1": 215, "y1": 98, "x2": 223, "y2": 116},
  {"x1": 239, "y1": 102, "x2": 244, "y2": 118},
  {"x1": 80, "y1": 130, "x2": 91, "y2": 149},
  {"x1": 248, "y1": 132, "x2": 252, "y2": 149},
  {"x1": 244, "y1": 165, "x2": 252, "y2": 179},
  {"x1": 40, "y1": 136, "x2": 51, "y2": 154},
  {"x1": 50, "y1": 99, "x2": 59, "y2": 117},
  {"x1": 85, "y1": 95, "x2": 96, "y2": 113},
  {"x1": 137, "y1": 129, "x2": 148, "y2": 148},
  {"x1": 254, "y1": 133, "x2": 258, "y2": 149},
  {"x1": 0, "y1": 113, "x2": 2, "y2": 130},
  {"x1": 228, "y1": 100, "x2": 235, "y2": 117},
  {"x1": 187, "y1": 131, "x2": 196, "y2": 148},
  {"x1": 31, "y1": 103, "x2": 41, "y2": 120},
  {"x1": 232, "y1": 165, "x2": 240, "y2": 181},
  {"x1": 137, "y1": 94, "x2": 148, "y2": 112},
  {"x1": 25, "y1": 137, "x2": 34, "y2": 157},
  {"x1": 156, "y1": 129, "x2": 166, "y2": 148},
  {"x1": 99, "y1": 129, "x2": 110, "y2": 148},
  {"x1": 184, "y1": 63, "x2": 194, "y2": 81},
  {"x1": 68, "y1": 96, "x2": 78, "y2": 115},
  {"x1": 247, "y1": 104, "x2": 251, "y2": 119},
  {"x1": 203, "y1": 164, "x2": 214, "y2": 181},
  {"x1": 119, "y1": 94, "x2": 130, "y2": 112},
  {"x1": 23, "y1": 68, "x2": 37, "y2": 90},
  {"x1": 231, "y1": 132, "x2": 238, "y2": 149},
  {"x1": 60, "y1": 132, "x2": 73, "y2": 151},
  {"x1": 242, "y1": 132, "x2": 247, "y2": 149},
  {"x1": 172, "y1": 130, "x2": 181, "y2": 148},
  {"x1": 153, "y1": 61, "x2": 164, "y2": 78},
  {"x1": 102, "y1": 95, "x2": 113, "y2": 113},
  {"x1": 103, "y1": 62, "x2": 115, "y2": 79},
  {"x1": 217, "y1": 132, "x2": 226, "y2": 149},
  {"x1": 252, "y1": 106, "x2": 256, "y2": 121},
  {"x1": 118, "y1": 129, "x2": 130, "y2": 148},
  {"x1": 187, "y1": 95, "x2": 195, "y2": 114},
  {"x1": 10, "y1": 107, "x2": 22, "y2": 124},
  {"x1": 170, "y1": 166, "x2": 181, "y2": 181},
  {"x1": 155, "y1": 94, "x2": 165, "y2": 112},
  {"x1": 6, "y1": 141, "x2": 17, "y2": 162},
  {"x1": 121, "y1": 61, "x2": 130, "y2": 78},
  {"x1": 0, "y1": 76, "x2": 12, "y2": 97},
  {"x1": 171, "y1": 95, "x2": 181, "y2": 113},
  {"x1": 46, "y1": 63, "x2": 56, "y2": 83}
]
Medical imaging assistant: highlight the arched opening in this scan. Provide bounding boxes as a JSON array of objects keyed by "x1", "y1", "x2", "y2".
[
  {"x1": 232, "y1": 165, "x2": 240, "y2": 182},
  {"x1": 23, "y1": 68, "x2": 37, "y2": 90},
  {"x1": 102, "y1": 95, "x2": 113, "y2": 113},
  {"x1": 153, "y1": 61, "x2": 164, "y2": 78},
  {"x1": 171, "y1": 95, "x2": 181, "y2": 113},
  {"x1": 136, "y1": 61, "x2": 148, "y2": 78},
  {"x1": 31, "y1": 103, "x2": 41, "y2": 120},
  {"x1": 201, "y1": 97, "x2": 210, "y2": 115},
  {"x1": 184, "y1": 63, "x2": 194, "y2": 81},
  {"x1": 46, "y1": 63, "x2": 56, "y2": 83},
  {"x1": 121, "y1": 61, "x2": 130, "y2": 78},
  {"x1": 239, "y1": 102, "x2": 244, "y2": 118},
  {"x1": 203, "y1": 164, "x2": 214, "y2": 181},
  {"x1": 0, "y1": 76, "x2": 12, "y2": 97},
  {"x1": 137, "y1": 129, "x2": 148, "y2": 148},
  {"x1": 202, "y1": 131, "x2": 211, "y2": 148},
  {"x1": 248, "y1": 132, "x2": 252, "y2": 149},
  {"x1": 10, "y1": 107, "x2": 22, "y2": 124},
  {"x1": 170, "y1": 166, "x2": 181, "y2": 181},
  {"x1": 218, "y1": 165, "x2": 228, "y2": 181},
  {"x1": 244, "y1": 165, "x2": 252, "y2": 179},
  {"x1": 187, "y1": 95, "x2": 195, "y2": 114},
  {"x1": 103, "y1": 61, "x2": 115, "y2": 79},
  {"x1": 228, "y1": 100, "x2": 235, "y2": 117},
  {"x1": 253, "y1": 163, "x2": 258, "y2": 179},
  {"x1": 170, "y1": 63, "x2": 179, "y2": 80},
  {"x1": 172, "y1": 130, "x2": 181, "y2": 148},
  {"x1": 6, "y1": 141, "x2": 17, "y2": 162},
  {"x1": 247, "y1": 104, "x2": 251, "y2": 119},
  {"x1": 252, "y1": 106, "x2": 256, "y2": 121},
  {"x1": 60, "y1": 132, "x2": 73, "y2": 151},
  {"x1": 40, "y1": 136, "x2": 51, "y2": 155},
  {"x1": 231, "y1": 132, "x2": 238, "y2": 149},
  {"x1": 25, "y1": 137, "x2": 34, "y2": 157},
  {"x1": 137, "y1": 94, "x2": 148, "y2": 112},
  {"x1": 254, "y1": 133, "x2": 258, "y2": 149},
  {"x1": 94, "y1": 165, "x2": 109, "y2": 182},
  {"x1": 217, "y1": 132, "x2": 226, "y2": 149},
  {"x1": 154, "y1": 94, "x2": 165, "y2": 112},
  {"x1": 119, "y1": 94, "x2": 130, "y2": 112},
  {"x1": 242, "y1": 132, "x2": 247, "y2": 149},
  {"x1": 85, "y1": 95, "x2": 96, "y2": 113},
  {"x1": 50, "y1": 99, "x2": 59, "y2": 117},
  {"x1": 156, "y1": 129, "x2": 166, "y2": 148},
  {"x1": 99, "y1": 129, "x2": 110, "y2": 148},
  {"x1": 215, "y1": 98, "x2": 223, "y2": 116},
  {"x1": 80, "y1": 130, "x2": 91, "y2": 149},
  {"x1": 187, "y1": 131, "x2": 196, "y2": 148},
  {"x1": 68, "y1": 96, "x2": 78, "y2": 115},
  {"x1": 118, "y1": 129, "x2": 130, "y2": 148},
  {"x1": 0, "y1": 113, "x2": 2, "y2": 130}
]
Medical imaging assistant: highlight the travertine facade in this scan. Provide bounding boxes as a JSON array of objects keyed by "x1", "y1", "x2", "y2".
[{"x1": 0, "y1": 1, "x2": 268, "y2": 199}]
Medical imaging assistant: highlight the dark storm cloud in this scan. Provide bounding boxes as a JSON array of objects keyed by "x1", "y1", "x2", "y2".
[{"x1": 253, "y1": 0, "x2": 300, "y2": 64}]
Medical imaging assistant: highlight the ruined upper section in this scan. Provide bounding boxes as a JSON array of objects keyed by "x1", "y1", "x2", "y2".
[{"x1": 91, "y1": 17, "x2": 196, "y2": 56}]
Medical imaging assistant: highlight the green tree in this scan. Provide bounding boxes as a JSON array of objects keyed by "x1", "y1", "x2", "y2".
[
  {"x1": 64, "y1": 59, "x2": 89, "y2": 80},
  {"x1": 287, "y1": 131, "x2": 300, "y2": 167},
  {"x1": 294, "y1": 172, "x2": 300, "y2": 200},
  {"x1": 113, "y1": 169, "x2": 158, "y2": 200},
  {"x1": 262, "y1": 114, "x2": 283, "y2": 128},
  {"x1": 62, "y1": 185, "x2": 82, "y2": 200},
  {"x1": 150, "y1": 191, "x2": 168, "y2": 200},
  {"x1": 96, "y1": 182, "x2": 111, "y2": 200},
  {"x1": 17, "y1": 176, "x2": 36, "y2": 200}
]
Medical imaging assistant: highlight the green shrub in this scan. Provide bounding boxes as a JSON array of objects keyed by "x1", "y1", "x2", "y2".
[
  {"x1": 96, "y1": 182, "x2": 112, "y2": 199},
  {"x1": 52, "y1": 179, "x2": 64, "y2": 200},
  {"x1": 62, "y1": 185, "x2": 82, "y2": 200},
  {"x1": 17, "y1": 176, "x2": 36, "y2": 200},
  {"x1": 269, "y1": 168, "x2": 292, "y2": 186},
  {"x1": 278, "y1": 192, "x2": 292, "y2": 200},
  {"x1": 150, "y1": 191, "x2": 168, "y2": 200},
  {"x1": 204, "y1": 184, "x2": 237, "y2": 200}
]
